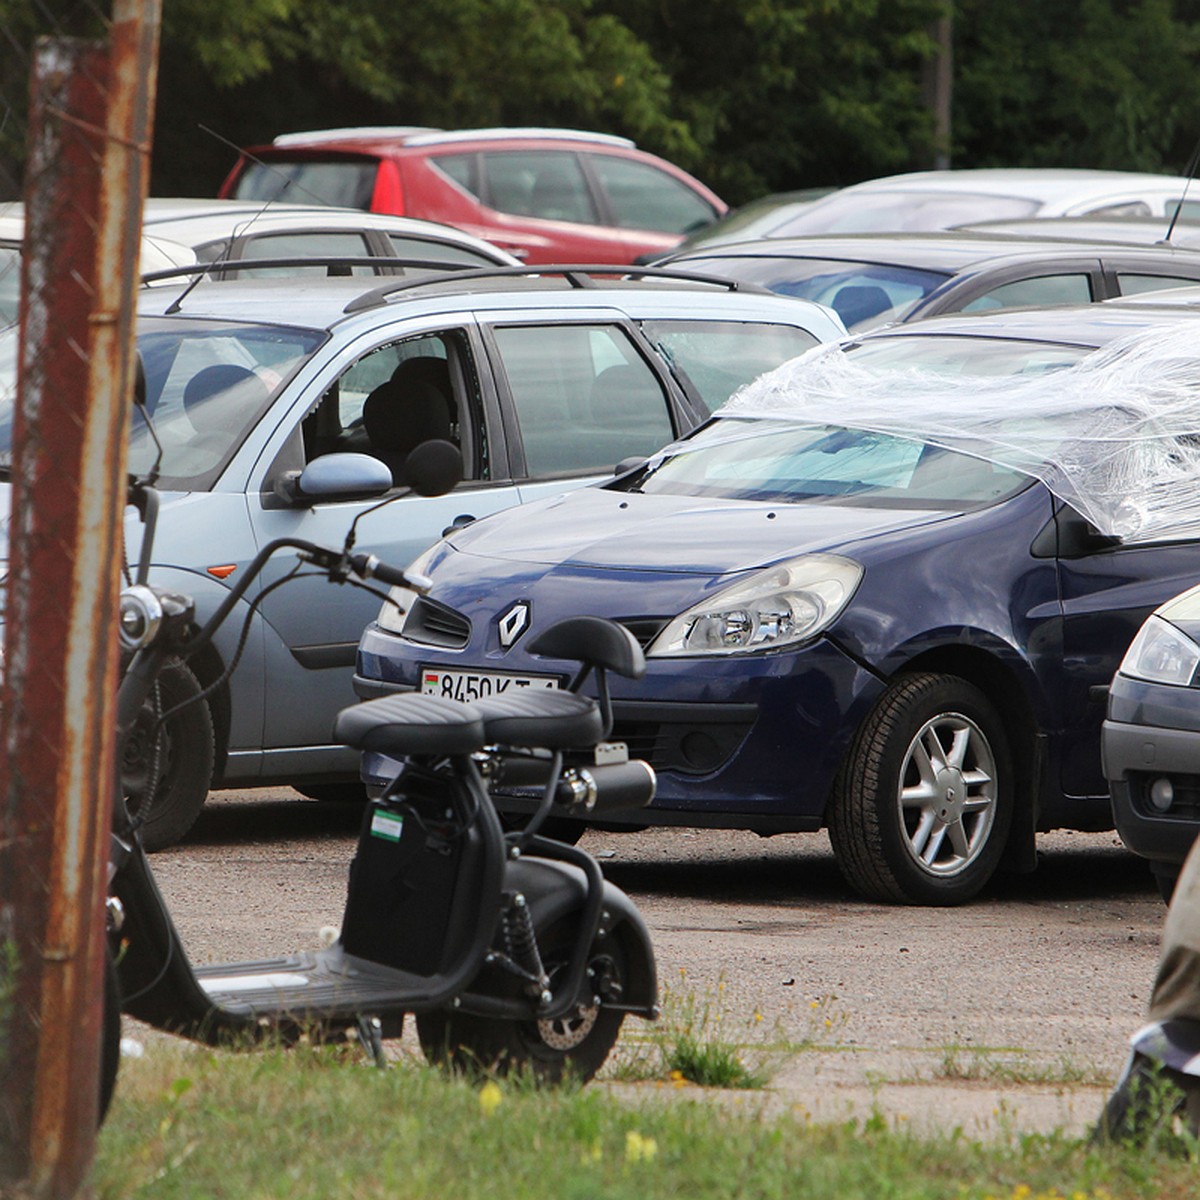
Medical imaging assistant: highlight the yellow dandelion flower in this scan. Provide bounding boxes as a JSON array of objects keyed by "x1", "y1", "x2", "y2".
[
  {"x1": 625, "y1": 1130, "x2": 658, "y2": 1163},
  {"x1": 478, "y1": 1080, "x2": 503, "y2": 1117}
]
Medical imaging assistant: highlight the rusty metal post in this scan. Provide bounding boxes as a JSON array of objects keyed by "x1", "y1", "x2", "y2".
[{"x1": 0, "y1": 2, "x2": 160, "y2": 1195}]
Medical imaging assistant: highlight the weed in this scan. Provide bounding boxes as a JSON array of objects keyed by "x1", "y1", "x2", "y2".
[{"x1": 936, "y1": 1043, "x2": 1109, "y2": 1088}]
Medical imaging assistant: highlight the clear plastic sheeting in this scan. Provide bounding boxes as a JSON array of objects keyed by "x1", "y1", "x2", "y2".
[{"x1": 719, "y1": 324, "x2": 1200, "y2": 543}]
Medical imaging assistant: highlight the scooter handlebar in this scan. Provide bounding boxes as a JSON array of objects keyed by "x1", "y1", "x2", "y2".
[{"x1": 347, "y1": 552, "x2": 431, "y2": 593}]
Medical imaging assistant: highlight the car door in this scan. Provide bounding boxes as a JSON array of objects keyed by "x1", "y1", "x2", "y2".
[
  {"x1": 248, "y1": 320, "x2": 520, "y2": 771},
  {"x1": 480, "y1": 316, "x2": 681, "y2": 506},
  {"x1": 1055, "y1": 508, "x2": 1200, "y2": 797}
]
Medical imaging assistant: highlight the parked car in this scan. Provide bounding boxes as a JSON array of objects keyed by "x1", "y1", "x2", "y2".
[
  {"x1": 0, "y1": 199, "x2": 519, "y2": 326},
  {"x1": 1103, "y1": 583, "x2": 1200, "y2": 899},
  {"x1": 648, "y1": 188, "x2": 837, "y2": 258},
  {"x1": 219, "y1": 127, "x2": 727, "y2": 265},
  {"x1": 961, "y1": 214, "x2": 1200, "y2": 248},
  {"x1": 0, "y1": 266, "x2": 843, "y2": 848},
  {"x1": 354, "y1": 295, "x2": 1200, "y2": 905},
  {"x1": 137, "y1": 198, "x2": 520, "y2": 275},
  {"x1": 658, "y1": 231, "x2": 1200, "y2": 331},
  {"x1": 760, "y1": 169, "x2": 1200, "y2": 239}
]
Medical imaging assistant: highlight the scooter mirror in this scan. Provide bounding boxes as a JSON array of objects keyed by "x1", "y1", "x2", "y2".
[{"x1": 403, "y1": 438, "x2": 463, "y2": 497}]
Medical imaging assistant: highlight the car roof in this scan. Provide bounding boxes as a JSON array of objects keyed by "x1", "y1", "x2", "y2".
[
  {"x1": 958, "y1": 215, "x2": 1200, "y2": 248},
  {"x1": 135, "y1": 266, "x2": 848, "y2": 339},
  {"x1": 856, "y1": 288, "x2": 1200, "y2": 348},
  {"x1": 834, "y1": 168, "x2": 1192, "y2": 203},
  {"x1": 667, "y1": 230, "x2": 1200, "y2": 273},
  {"x1": 138, "y1": 199, "x2": 517, "y2": 262},
  {"x1": 262, "y1": 126, "x2": 637, "y2": 153}
]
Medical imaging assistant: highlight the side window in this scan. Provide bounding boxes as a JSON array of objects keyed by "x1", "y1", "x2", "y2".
[
  {"x1": 237, "y1": 231, "x2": 375, "y2": 276},
  {"x1": 301, "y1": 330, "x2": 488, "y2": 485},
  {"x1": 641, "y1": 319, "x2": 820, "y2": 416},
  {"x1": 430, "y1": 153, "x2": 478, "y2": 198},
  {"x1": 1116, "y1": 272, "x2": 1200, "y2": 297},
  {"x1": 960, "y1": 274, "x2": 1093, "y2": 313},
  {"x1": 481, "y1": 152, "x2": 597, "y2": 224},
  {"x1": 0, "y1": 244, "x2": 19, "y2": 326},
  {"x1": 385, "y1": 234, "x2": 496, "y2": 268},
  {"x1": 492, "y1": 324, "x2": 674, "y2": 476},
  {"x1": 1080, "y1": 200, "x2": 1152, "y2": 218},
  {"x1": 588, "y1": 155, "x2": 717, "y2": 234}
]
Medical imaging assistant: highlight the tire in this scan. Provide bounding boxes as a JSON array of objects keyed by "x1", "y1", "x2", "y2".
[
  {"x1": 828, "y1": 672, "x2": 1013, "y2": 905},
  {"x1": 99, "y1": 946, "x2": 120, "y2": 1125},
  {"x1": 416, "y1": 916, "x2": 626, "y2": 1084},
  {"x1": 121, "y1": 658, "x2": 214, "y2": 851}
]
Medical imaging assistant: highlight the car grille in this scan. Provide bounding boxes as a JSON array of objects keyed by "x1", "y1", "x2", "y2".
[
  {"x1": 617, "y1": 618, "x2": 668, "y2": 649},
  {"x1": 402, "y1": 597, "x2": 471, "y2": 648}
]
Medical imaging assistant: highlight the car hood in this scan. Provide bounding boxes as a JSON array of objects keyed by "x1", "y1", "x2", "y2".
[{"x1": 450, "y1": 486, "x2": 954, "y2": 576}]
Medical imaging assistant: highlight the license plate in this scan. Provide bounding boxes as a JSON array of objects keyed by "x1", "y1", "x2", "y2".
[{"x1": 420, "y1": 667, "x2": 559, "y2": 702}]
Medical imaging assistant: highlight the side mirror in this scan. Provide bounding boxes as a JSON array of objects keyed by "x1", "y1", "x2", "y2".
[
  {"x1": 614, "y1": 455, "x2": 648, "y2": 476},
  {"x1": 443, "y1": 514, "x2": 476, "y2": 537},
  {"x1": 403, "y1": 438, "x2": 463, "y2": 498},
  {"x1": 277, "y1": 452, "x2": 394, "y2": 506}
]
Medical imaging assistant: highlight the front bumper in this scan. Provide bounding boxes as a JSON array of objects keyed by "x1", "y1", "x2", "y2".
[
  {"x1": 1104, "y1": 673, "x2": 1200, "y2": 867},
  {"x1": 356, "y1": 621, "x2": 886, "y2": 831}
]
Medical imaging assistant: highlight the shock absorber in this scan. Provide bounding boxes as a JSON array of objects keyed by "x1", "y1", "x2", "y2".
[{"x1": 500, "y1": 892, "x2": 550, "y2": 1001}]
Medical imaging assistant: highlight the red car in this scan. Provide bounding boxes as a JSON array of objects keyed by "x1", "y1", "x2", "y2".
[{"x1": 219, "y1": 126, "x2": 726, "y2": 265}]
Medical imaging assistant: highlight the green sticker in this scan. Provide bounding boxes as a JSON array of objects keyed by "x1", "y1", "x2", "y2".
[{"x1": 370, "y1": 809, "x2": 404, "y2": 842}]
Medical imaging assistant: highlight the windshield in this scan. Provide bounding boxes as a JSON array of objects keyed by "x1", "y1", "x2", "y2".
[
  {"x1": 772, "y1": 190, "x2": 1040, "y2": 236},
  {"x1": 679, "y1": 255, "x2": 950, "y2": 331},
  {"x1": 720, "y1": 325, "x2": 1200, "y2": 542},
  {"x1": 0, "y1": 316, "x2": 324, "y2": 489},
  {"x1": 617, "y1": 417, "x2": 1028, "y2": 508}
]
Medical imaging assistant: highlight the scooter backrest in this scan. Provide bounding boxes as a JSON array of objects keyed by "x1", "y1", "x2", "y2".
[{"x1": 527, "y1": 616, "x2": 645, "y2": 680}]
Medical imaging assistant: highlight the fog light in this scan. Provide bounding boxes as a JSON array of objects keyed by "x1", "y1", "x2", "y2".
[{"x1": 1148, "y1": 777, "x2": 1175, "y2": 813}]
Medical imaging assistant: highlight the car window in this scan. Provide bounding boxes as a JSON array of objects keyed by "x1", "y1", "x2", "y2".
[
  {"x1": 480, "y1": 152, "x2": 597, "y2": 224},
  {"x1": 959, "y1": 273, "x2": 1093, "y2": 313},
  {"x1": 1080, "y1": 200, "x2": 1152, "y2": 218},
  {"x1": 492, "y1": 324, "x2": 673, "y2": 476},
  {"x1": 679, "y1": 256, "x2": 950, "y2": 332},
  {"x1": 0, "y1": 244, "x2": 19, "y2": 326},
  {"x1": 232, "y1": 159, "x2": 380, "y2": 209},
  {"x1": 385, "y1": 234, "x2": 497, "y2": 267},
  {"x1": 121, "y1": 318, "x2": 324, "y2": 489},
  {"x1": 640, "y1": 318, "x2": 820, "y2": 415},
  {"x1": 1116, "y1": 272, "x2": 1200, "y2": 297},
  {"x1": 303, "y1": 330, "x2": 486, "y2": 485},
  {"x1": 587, "y1": 155, "x2": 717, "y2": 234},
  {"x1": 234, "y1": 231, "x2": 376, "y2": 276},
  {"x1": 774, "y1": 191, "x2": 1040, "y2": 236},
  {"x1": 429, "y1": 152, "x2": 477, "y2": 196},
  {"x1": 621, "y1": 417, "x2": 1028, "y2": 507}
]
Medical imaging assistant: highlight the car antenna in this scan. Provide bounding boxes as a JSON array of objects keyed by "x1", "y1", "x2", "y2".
[
  {"x1": 160, "y1": 126, "x2": 333, "y2": 314},
  {"x1": 1160, "y1": 132, "x2": 1200, "y2": 244},
  {"x1": 199, "y1": 124, "x2": 337, "y2": 208}
]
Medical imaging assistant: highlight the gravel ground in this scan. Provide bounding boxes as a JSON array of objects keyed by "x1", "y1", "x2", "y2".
[{"x1": 135, "y1": 788, "x2": 1166, "y2": 1139}]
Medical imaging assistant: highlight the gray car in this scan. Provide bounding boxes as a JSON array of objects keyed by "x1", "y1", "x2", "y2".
[{"x1": 0, "y1": 265, "x2": 845, "y2": 847}]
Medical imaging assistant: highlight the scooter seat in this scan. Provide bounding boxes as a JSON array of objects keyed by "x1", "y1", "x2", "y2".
[
  {"x1": 474, "y1": 689, "x2": 604, "y2": 750},
  {"x1": 333, "y1": 693, "x2": 486, "y2": 756}
]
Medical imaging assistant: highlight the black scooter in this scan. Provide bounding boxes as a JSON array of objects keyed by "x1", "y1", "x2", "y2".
[{"x1": 101, "y1": 436, "x2": 659, "y2": 1115}]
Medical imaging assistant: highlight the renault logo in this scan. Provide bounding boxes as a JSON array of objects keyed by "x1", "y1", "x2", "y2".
[{"x1": 498, "y1": 601, "x2": 531, "y2": 648}]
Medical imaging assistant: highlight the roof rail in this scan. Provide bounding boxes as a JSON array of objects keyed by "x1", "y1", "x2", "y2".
[
  {"x1": 342, "y1": 264, "x2": 769, "y2": 314},
  {"x1": 401, "y1": 127, "x2": 635, "y2": 149},
  {"x1": 271, "y1": 126, "x2": 441, "y2": 147}
]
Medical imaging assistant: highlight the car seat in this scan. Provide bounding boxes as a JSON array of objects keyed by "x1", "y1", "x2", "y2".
[
  {"x1": 362, "y1": 359, "x2": 455, "y2": 486},
  {"x1": 182, "y1": 364, "x2": 270, "y2": 459},
  {"x1": 830, "y1": 284, "x2": 893, "y2": 330}
]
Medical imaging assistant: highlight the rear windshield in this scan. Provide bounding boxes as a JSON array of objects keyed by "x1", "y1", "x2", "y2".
[
  {"x1": 679, "y1": 255, "x2": 951, "y2": 331},
  {"x1": 773, "y1": 191, "x2": 1040, "y2": 236},
  {"x1": 232, "y1": 158, "x2": 379, "y2": 210}
]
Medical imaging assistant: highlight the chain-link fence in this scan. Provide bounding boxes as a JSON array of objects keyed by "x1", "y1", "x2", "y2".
[{"x1": 1, "y1": 3, "x2": 160, "y2": 1193}]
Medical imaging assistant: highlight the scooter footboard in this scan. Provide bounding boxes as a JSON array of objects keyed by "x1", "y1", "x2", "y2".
[{"x1": 501, "y1": 856, "x2": 658, "y2": 1017}]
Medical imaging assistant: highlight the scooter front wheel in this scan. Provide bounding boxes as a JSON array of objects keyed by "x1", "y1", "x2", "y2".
[
  {"x1": 1094, "y1": 1052, "x2": 1200, "y2": 1145},
  {"x1": 416, "y1": 917, "x2": 626, "y2": 1084}
]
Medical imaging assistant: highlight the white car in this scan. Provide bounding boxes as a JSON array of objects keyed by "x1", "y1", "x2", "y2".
[
  {"x1": 0, "y1": 198, "x2": 519, "y2": 324},
  {"x1": 764, "y1": 168, "x2": 1200, "y2": 237}
]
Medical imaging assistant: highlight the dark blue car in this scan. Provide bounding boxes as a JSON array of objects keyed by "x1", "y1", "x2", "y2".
[{"x1": 355, "y1": 296, "x2": 1200, "y2": 904}]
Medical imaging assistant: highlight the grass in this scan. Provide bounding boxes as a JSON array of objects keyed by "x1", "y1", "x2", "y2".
[
  {"x1": 90, "y1": 1040, "x2": 1200, "y2": 1200},
  {"x1": 935, "y1": 1043, "x2": 1112, "y2": 1089}
]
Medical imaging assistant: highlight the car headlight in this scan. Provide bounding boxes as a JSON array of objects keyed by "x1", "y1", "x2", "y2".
[
  {"x1": 1119, "y1": 614, "x2": 1200, "y2": 686},
  {"x1": 647, "y1": 554, "x2": 863, "y2": 657},
  {"x1": 376, "y1": 544, "x2": 439, "y2": 634}
]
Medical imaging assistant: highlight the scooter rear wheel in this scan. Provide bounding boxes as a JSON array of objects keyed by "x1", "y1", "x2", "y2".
[
  {"x1": 416, "y1": 917, "x2": 626, "y2": 1084},
  {"x1": 1094, "y1": 1052, "x2": 1200, "y2": 1146}
]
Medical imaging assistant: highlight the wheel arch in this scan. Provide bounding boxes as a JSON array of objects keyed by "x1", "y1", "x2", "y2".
[
  {"x1": 181, "y1": 639, "x2": 231, "y2": 786},
  {"x1": 887, "y1": 643, "x2": 1044, "y2": 872}
]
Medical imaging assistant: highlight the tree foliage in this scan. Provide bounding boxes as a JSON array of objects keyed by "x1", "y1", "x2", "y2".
[{"x1": 5, "y1": 1, "x2": 1200, "y2": 206}]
